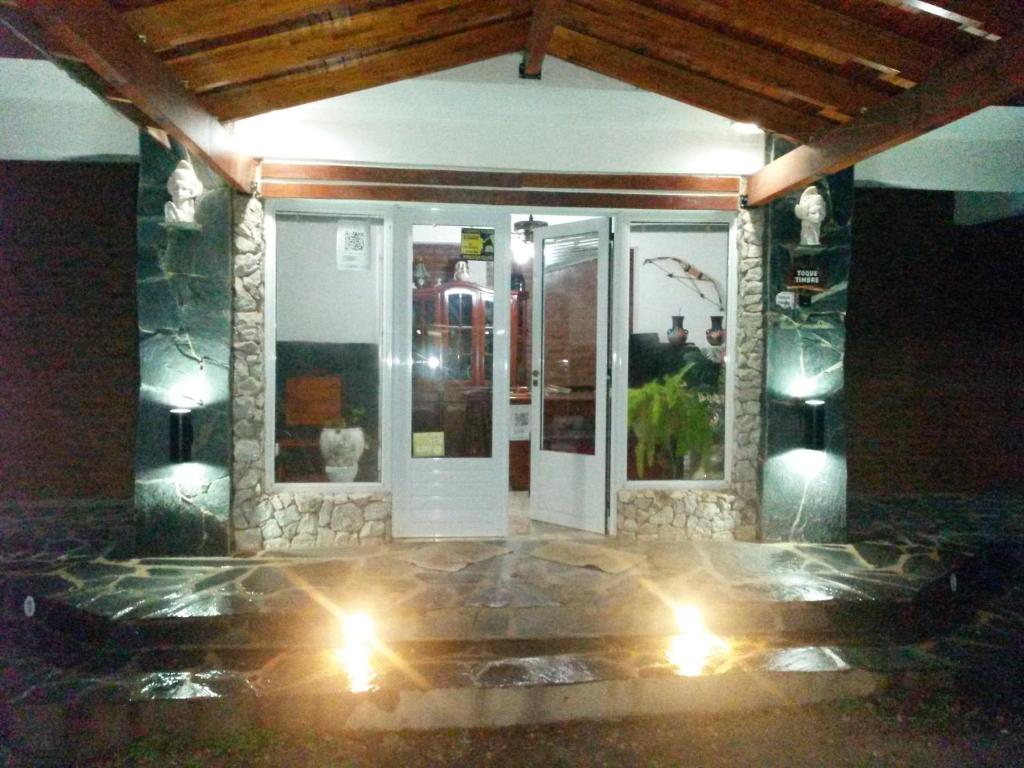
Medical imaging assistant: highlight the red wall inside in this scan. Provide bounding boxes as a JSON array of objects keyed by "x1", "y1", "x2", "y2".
[{"x1": 0, "y1": 161, "x2": 139, "y2": 501}]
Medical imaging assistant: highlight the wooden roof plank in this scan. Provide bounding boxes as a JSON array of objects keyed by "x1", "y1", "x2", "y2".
[
  {"x1": 202, "y1": 18, "x2": 529, "y2": 121},
  {"x1": 16, "y1": 0, "x2": 253, "y2": 191},
  {"x1": 122, "y1": 0, "x2": 379, "y2": 52},
  {"x1": 547, "y1": 26, "x2": 838, "y2": 141},
  {"x1": 521, "y1": 0, "x2": 563, "y2": 76},
  {"x1": 920, "y1": 0, "x2": 1020, "y2": 35},
  {"x1": 261, "y1": 162, "x2": 742, "y2": 192},
  {"x1": 650, "y1": 0, "x2": 946, "y2": 82},
  {"x1": 567, "y1": 0, "x2": 893, "y2": 116},
  {"x1": 169, "y1": 0, "x2": 530, "y2": 93},
  {"x1": 747, "y1": 25, "x2": 1024, "y2": 206}
]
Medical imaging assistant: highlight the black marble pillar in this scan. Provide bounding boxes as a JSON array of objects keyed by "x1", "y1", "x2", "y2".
[
  {"x1": 760, "y1": 137, "x2": 852, "y2": 542},
  {"x1": 133, "y1": 133, "x2": 232, "y2": 555}
]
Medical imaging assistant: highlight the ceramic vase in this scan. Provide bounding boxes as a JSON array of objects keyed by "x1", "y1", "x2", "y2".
[
  {"x1": 667, "y1": 315, "x2": 688, "y2": 346},
  {"x1": 706, "y1": 315, "x2": 725, "y2": 347},
  {"x1": 319, "y1": 427, "x2": 366, "y2": 483}
]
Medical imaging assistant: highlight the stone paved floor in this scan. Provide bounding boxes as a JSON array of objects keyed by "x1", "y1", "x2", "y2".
[{"x1": 1, "y1": 494, "x2": 1022, "y2": 715}]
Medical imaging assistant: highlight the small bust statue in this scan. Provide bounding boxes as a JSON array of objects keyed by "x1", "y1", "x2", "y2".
[
  {"x1": 453, "y1": 260, "x2": 470, "y2": 282},
  {"x1": 794, "y1": 185, "x2": 826, "y2": 246},
  {"x1": 164, "y1": 158, "x2": 204, "y2": 224}
]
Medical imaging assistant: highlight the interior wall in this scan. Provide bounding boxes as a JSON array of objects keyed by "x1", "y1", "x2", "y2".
[
  {"x1": 847, "y1": 189, "x2": 1024, "y2": 495},
  {"x1": 630, "y1": 226, "x2": 729, "y2": 344},
  {"x1": 275, "y1": 214, "x2": 383, "y2": 343},
  {"x1": 0, "y1": 160, "x2": 138, "y2": 502}
]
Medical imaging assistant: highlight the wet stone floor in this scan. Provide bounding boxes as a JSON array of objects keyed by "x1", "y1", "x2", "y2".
[{"x1": 1, "y1": 494, "x2": 1022, "y2": 710}]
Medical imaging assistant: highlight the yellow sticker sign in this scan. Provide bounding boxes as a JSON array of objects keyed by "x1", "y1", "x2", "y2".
[
  {"x1": 412, "y1": 431, "x2": 445, "y2": 458},
  {"x1": 460, "y1": 228, "x2": 495, "y2": 261}
]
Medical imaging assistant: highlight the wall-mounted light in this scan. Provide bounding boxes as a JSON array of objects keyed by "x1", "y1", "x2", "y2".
[
  {"x1": 802, "y1": 399, "x2": 826, "y2": 451},
  {"x1": 169, "y1": 408, "x2": 193, "y2": 463},
  {"x1": 730, "y1": 121, "x2": 763, "y2": 135}
]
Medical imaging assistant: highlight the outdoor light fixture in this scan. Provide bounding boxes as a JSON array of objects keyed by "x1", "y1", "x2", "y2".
[
  {"x1": 169, "y1": 408, "x2": 193, "y2": 463},
  {"x1": 802, "y1": 399, "x2": 826, "y2": 451},
  {"x1": 730, "y1": 121, "x2": 762, "y2": 135}
]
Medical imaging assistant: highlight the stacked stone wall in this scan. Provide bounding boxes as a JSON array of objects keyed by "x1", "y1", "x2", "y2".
[{"x1": 230, "y1": 196, "x2": 391, "y2": 551}]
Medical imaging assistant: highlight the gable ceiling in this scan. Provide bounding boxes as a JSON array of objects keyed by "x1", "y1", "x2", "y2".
[{"x1": 2, "y1": 0, "x2": 1021, "y2": 202}]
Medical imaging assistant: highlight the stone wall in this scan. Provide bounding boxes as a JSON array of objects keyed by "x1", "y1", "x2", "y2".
[
  {"x1": 230, "y1": 196, "x2": 392, "y2": 552},
  {"x1": 134, "y1": 135, "x2": 232, "y2": 556},
  {"x1": 617, "y1": 490, "x2": 739, "y2": 541},
  {"x1": 618, "y1": 210, "x2": 764, "y2": 542}
]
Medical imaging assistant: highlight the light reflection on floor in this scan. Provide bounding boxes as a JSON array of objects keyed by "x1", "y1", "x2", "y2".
[{"x1": 666, "y1": 605, "x2": 731, "y2": 677}]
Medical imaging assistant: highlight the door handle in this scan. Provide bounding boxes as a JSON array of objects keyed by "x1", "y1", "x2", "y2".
[{"x1": 531, "y1": 369, "x2": 540, "y2": 388}]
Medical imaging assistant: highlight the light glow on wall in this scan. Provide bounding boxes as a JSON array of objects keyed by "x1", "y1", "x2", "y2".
[{"x1": 167, "y1": 371, "x2": 211, "y2": 409}]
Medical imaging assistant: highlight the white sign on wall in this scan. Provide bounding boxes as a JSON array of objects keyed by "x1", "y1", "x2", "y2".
[
  {"x1": 510, "y1": 404, "x2": 531, "y2": 441},
  {"x1": 336, "y1": 219, "x2": 370, "y2": 270}
]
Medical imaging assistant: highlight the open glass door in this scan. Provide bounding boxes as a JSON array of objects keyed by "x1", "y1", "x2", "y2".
[{"x1": 530, "y1": 219, "x2": 610, "y2": 533}]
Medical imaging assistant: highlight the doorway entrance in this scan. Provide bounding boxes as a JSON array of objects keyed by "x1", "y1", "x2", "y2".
[{"x1": 392, "y1": 206, "x2": 612, "y2": 539}]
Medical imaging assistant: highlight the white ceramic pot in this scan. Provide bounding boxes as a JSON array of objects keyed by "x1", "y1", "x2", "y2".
[{"x1": 319, "y1": 427, "x2": 366, "y2": 482}]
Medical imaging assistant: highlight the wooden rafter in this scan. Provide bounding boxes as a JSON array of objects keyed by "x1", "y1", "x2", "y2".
[
  {"x1": 649, "y1": 0, "x2": 947, "y2": 82},
  {"x1": 14, "y1": 0, "x2": 253, "y2": 191},
  {"x1": 565, "y1": 0, "x2": 894, "y2": 117},
  {"x1": 548, "y1": 26, "x2": 838, "y2": 141},
  {"x1": 521, "y1": 0, "x2": 563, "y2": 77},
  {"x1": 169, "y1": 0, "x2": 531, "y2": 93},
  {"x1": 917, "y1": 0, "x2": 1020, "y2": 35},
  {"x1": 202, "y1": 18, "x2": 529, "y2": 121},
  {"x1": 747, "y1": 25, "x2": 1024, "y2": 206}
]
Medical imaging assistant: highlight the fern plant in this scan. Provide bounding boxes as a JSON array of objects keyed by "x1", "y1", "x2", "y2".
[{"x1": 627, "y1": 363, "x2": 715, "y2": 479}]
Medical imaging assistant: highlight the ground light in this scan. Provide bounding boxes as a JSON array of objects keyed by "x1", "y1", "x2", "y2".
[
  {"x1": 334, "y1": 612, "x2": 377, "y2": 693},
  {"x1": 666, "y1": 604, "x2": 730, "y2": 677}
]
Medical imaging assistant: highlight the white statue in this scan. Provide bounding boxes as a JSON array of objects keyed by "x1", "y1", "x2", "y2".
[
  {"x1": 453, "y1": 260, "x2": 470, "y2": 281},
  {"x1": 233, "y1": 194, "x2": 263, "y2": 254},
  {"x1": 794, "y1": 185, "x2": 826, "y2": 246},
  {"x1": 164, "y1": 158, "x2": 204, "y2": 224}
]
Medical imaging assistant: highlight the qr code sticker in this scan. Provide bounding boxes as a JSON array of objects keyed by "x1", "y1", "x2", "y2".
[
  {"x1": 343, "y1": 230, "x2": 366, "y2": 252},
  {"x1": 514, "y1": 412, "x2": 529, "y2": 429}
]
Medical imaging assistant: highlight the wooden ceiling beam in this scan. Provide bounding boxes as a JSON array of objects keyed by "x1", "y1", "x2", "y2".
[
  {"x1": 565, "y1": 0, "x2": 894, "y2": 116},
  {"x1": 14, "y1": 0, "x2": 253, "y2": 191},
  {"x1": 547, "y1": 27, "x2": 837, "y2": 141},
  {"x1": 521, "y1": 0, "x2": 563, "y2": 77},
  {"x1": 170, "y1": 0, "x2": 531, "y2": 93},
  {"x1": 121, "y1": 0, "x2": 398, "y2": 53},
  {"x1": 650, "y1": 0, "x2": 946, "y2": 83},
  {"x1": 203, "y1": 18, "x2": 529, "y2": 121},
  {"x1": 261, "y1": 181, "x2": 739, "y2": 210},
  {"x1": 747, "y1": 25, "x2": 1024, "y2": 206},
  {"x1": 262, "y1": 162, "x2": 742, "y2": 192}
]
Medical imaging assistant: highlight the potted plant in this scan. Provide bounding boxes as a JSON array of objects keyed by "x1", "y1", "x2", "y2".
[
  {"x1": 319, "y1": 406, "x2": 367, "y2": 483},
  {"x1": 627, "y1": 364, "x2": 715, "y2": 479}
]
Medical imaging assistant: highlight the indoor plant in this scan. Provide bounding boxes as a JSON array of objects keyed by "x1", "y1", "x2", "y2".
[{"x1": 627, "y1": 364, "x2": 715, "y2": 479}]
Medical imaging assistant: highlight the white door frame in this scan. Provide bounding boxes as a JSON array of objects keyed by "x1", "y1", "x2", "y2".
[
  {"x1": 391, "y1": 206, "x2": 511, "y2": 538},
  {"x1": 529, "y1": 217, "x2": 612, "y2": 534}
]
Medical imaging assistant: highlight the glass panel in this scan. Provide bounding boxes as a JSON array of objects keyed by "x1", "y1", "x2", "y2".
[
  {"x1": 541, "y1": 232, "x2": 599, "y2": 455},
  {"x1": 626, "y1": 223, "x2": 729, "y2": 480},
  {"x1": 411, "y1": 224, "x2": 494, "y2": 458},
  {"x1": 273, "y1": 214, "x2": 383, "y2": 483}
]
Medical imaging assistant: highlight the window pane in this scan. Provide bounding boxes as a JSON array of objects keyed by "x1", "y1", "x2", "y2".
[
  {"x1": 411, "y1": 225, "x2": 493, "y2": 458},
  {"x1": 627, "y1": 223, "x2": 729, "y2": 481},
  {"x1": 274, "y1": 214, "x2": 383, "y2": 483},
  {"x1": 541, "y1": 232, "x2": 599, "y2": 455}
]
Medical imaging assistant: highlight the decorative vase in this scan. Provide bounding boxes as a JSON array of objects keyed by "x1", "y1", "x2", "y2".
[
  {"x1": 319, "y1": 427, "x2": 366, "y2": 483},
  {"x1": 706, "y1": 315, "x2": 725, "y2": 347},
  {"x1": 667, "y1": 315, "x2": 688, "y2": 346}
]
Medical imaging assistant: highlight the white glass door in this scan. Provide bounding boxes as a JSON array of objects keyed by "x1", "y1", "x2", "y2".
[
  {"x1": 392, "y1": 208, "x2": 510, "y2": 538},
  {"x1": 530, "y1": 219, "x2": 610, "y2": 534}
]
